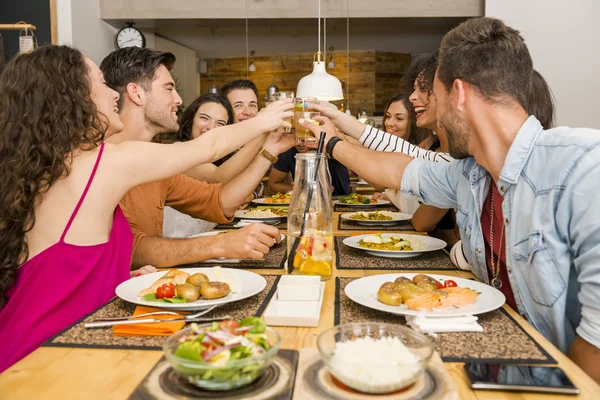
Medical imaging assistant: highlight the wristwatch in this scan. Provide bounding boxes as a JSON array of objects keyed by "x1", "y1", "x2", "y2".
[{"x1": 259, "y1": 147, "x2": 278, "y2": 164}]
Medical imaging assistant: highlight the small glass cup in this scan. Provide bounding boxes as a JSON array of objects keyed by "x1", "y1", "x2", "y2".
[
  {"x1": 272, "y1": 91, "x2": 295, "y2": 133},
  {"x1": 294, "y1": 97, "x2": 318, "y2": 113},
  {"x1": 294, "y1": 111, "x2": 321, "y2": 144}
]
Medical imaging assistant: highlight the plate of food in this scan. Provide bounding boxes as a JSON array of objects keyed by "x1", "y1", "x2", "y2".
[
  {"x1": 115, "y1": 267, "x2": 266, "y2": 310},
  {"x1": 340, "y1": 211, "x2": 412, "y2": 226},
  {"x1": 234, "y1": 208, "x2": 287, "y2": 221},
  {"x1": 334, "y1": 194, "x2": 391, "y2": 206},
  {"x1": 252, "y1": 192, "x2": 291, "y2": 205},
  {"x1": 343, "y1": 233, "x2": 446, "y2": 258},
  {"x1": 345, "y1": 273, "x2": 505, "y2": 317}
]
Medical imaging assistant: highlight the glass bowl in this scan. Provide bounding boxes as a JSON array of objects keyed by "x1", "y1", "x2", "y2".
[
  {"x1": 163, "y1": 325, "x2": 281, "y2": 391},
  {"x1": 317, "y1": 323, "x2": 434, "y2": 394}
]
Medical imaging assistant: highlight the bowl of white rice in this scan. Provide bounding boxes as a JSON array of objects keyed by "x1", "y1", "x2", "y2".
[{"x1": 317, "y1": 323, "x2": 434, "y2": 394}]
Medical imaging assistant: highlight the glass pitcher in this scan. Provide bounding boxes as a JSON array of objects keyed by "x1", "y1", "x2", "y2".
[{"x1": 287, "y1": 152, "x2": 334, "y2": 280}]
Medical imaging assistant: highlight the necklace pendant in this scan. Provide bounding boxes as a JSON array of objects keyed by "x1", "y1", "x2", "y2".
[{"x1": 491, "y1": 277, "x2": 503, "y2": 289}]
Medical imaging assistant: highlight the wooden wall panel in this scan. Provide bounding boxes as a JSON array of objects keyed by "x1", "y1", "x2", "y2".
[{"x1": 200, "y1": 50, "x2": 409, "y2": 115}]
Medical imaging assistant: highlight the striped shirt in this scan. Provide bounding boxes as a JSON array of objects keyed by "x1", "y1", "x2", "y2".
[{"x1": 358, "y1": 125, "x2": 454, "y2": 164}]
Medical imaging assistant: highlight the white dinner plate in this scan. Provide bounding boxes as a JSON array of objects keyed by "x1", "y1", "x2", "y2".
[
  {"x1": 234, "y1": 209, "x2": 284, "y2": 221},
  {"x1": 251, "y1": 198, "x2": 290, "y2": 206},
  {"x1": 115, "y1": 267, "x2": 266, "y2": 310},
  {"x1": 340, "y1": 211, "x2": 412, "y2": 226},
  {"x1": 343, "y1": 234, "x2": 446, "y2": 258},
  {"x1": 334, "y1": 195, "x2": 391, "y2": 207},
  {"x1": 345, "y1": 273, "x2": 506, "y2": 317}
]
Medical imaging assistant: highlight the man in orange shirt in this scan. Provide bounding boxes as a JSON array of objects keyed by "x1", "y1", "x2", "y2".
[{"x1": 100, "y1": 47, "x2": 295, "y2": 268}]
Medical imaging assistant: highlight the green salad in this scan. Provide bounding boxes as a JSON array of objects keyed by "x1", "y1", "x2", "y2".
[{"x1": 171, "y1": 317, "x2": 273, "y2": 385}]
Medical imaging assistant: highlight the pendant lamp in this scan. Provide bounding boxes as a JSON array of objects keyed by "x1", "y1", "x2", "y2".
[{"x1": 296, "y1": 0, "x2": 343, "y2": 101}]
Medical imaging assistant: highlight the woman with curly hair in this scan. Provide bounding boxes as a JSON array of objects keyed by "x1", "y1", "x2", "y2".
[
  {"x1": 0, "y1": 46, "x2": 292, "y2": 372},
  {"x1": 381, "y1": 93, "x2": 430, "y2": 145}
]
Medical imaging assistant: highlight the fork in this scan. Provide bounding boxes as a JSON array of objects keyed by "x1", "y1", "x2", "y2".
[
  {"x1": 92, "y1": 305, "x2": 218, "y2": 322},
  {"x1": 84, "y1": 315, "x2": 231, "y2": 329}
]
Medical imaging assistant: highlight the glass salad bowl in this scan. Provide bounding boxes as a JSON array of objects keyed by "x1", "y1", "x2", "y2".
[
  {"x1": 317, "y1": 323, "x2": 434, "y2": 394},
  {"x1": 163, "y1": 320, "x2": 281, "y2": 391}
]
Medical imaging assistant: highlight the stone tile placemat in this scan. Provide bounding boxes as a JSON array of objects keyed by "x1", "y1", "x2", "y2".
[
  {"x1": 129, "y1": 350, "x2": 299, "y2": 400},
  {"x1": 335, "y1": 277, "x2": 555, "y2": 364},
  {"x1": 43, "y1": 275, "x2": 281, "y2": 350},
  {"x1": 336, "y1": 236, "x2": 455, "y2": 270},
  {"x1": 183, "y1": 240, "x2": 287, "y2": 270},
  {"x1": 337, "y1": 216, "x2": 414, "y2": 231}
]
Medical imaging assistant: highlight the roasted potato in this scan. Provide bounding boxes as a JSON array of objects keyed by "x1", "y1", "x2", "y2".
[
  {"x1": 200, "y1": 281, "x2": 231, "y2": 299},
  {"x1": 416, "y1": 282, "x2": 438, "y2": 292},
  {"x1": 377, "y1": 282, "x2": 403, "y2": 306},
  {"x1": 394, "y1": 277, "x2": 412, "y2": 285},
  {"x1": 175, "y1": 283, "x2": 200, "y2": 302},
  {"x1": 396, "y1": 283, "x2": 427, "y2": 301},
  {"x1": 412, "y1": 274, "x2": 440, "y2": 287},
  {"x1": 186, "y1": 273, "x2": 209, "y2": 288}
]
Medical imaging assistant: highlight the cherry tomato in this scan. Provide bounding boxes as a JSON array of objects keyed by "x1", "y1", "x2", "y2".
[
  {"x1": 156, "y1": 283, "x2": 175, "y2": 299},
  {"x1": 219, "y1": 321, "x2": 241, "y2": 334},
  {"x1": 444, "y1": 280, "x2": 458, "y2": 288},
  {"x1": 437, "y1": 282, "x2": 446, "y2": 289},
  {"x1": 201, "y1": 344, "x2": 216, "y2": 359}
]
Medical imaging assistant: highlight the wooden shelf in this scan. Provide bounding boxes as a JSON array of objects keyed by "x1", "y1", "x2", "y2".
[{"x1": 0, "y1": 24, "x2": 37, "y2": 31}]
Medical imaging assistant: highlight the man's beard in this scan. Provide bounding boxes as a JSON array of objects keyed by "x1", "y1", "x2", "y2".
[
  {"x1": 440, "y1": 117, "x2": 470, "y2": 159},
  {"x1": 145, "y1": 100, "x2": 179, "y2": 135}
]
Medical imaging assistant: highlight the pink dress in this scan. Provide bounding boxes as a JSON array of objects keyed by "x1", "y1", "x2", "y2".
[{"x1": 0, "y1": 144, "x2": 132, "y2": 372}]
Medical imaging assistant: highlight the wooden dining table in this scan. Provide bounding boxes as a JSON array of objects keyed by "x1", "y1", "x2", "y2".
[{"x1": 1, "y1": 211, "x2": 598, "y2": 399}]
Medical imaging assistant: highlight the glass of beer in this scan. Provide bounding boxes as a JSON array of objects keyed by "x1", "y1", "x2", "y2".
[
  {"x1": 293, "y1": 97, "x2": 317, "y2": 133},
  {"x1": 271, "y1": 91, "x2": 295, "y2": 133},
  {"x1": 294, "y1": 111, "x2": 321, "y2": 145}
]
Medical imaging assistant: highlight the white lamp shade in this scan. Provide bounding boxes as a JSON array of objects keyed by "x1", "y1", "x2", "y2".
[
  {"x1": 296, "y1": 61, "x2": 344, "y2": 101},
  {"x1": 248, "y1": 62, "x2": 257, "y2": 72}
]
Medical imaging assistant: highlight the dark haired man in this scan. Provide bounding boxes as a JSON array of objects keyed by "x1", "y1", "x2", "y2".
[
  {"x1": 100, "y1": 47, "x2": 295, "y2": 268},
  {"x1": 301, "y1": 17, "x2": 600, "y2": 382},
  {"x1": 221, "y1": 80, "x2": 260, "y2": 123}
]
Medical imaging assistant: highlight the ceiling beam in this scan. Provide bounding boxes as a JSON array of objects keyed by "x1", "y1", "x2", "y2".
[{"x1": 100, "y1": 0, "x2": 483, "y2": 20}]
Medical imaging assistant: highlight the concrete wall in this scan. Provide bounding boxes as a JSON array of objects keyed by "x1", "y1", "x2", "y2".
[
  {"x1": 486, "y1": 0, "x2": 600, "y2": 129},
  {"x1": 154, "y1": 36, "x2": 200, "y2": 108},
  {"x1": 56, "y1": 0, "x2": 117, "y2": 65}
]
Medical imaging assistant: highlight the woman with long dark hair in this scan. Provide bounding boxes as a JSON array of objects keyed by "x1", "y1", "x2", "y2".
[
  {"x1": 382, "y1": 94, "x2": 430, "y2": 145},
  {"x1": 0, "y1": 46, "x2": 292, "y2": 371}
]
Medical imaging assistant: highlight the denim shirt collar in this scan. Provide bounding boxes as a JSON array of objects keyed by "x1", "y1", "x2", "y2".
[{"x1": 499, "y1": 116, "x2": 544, "y2": 185}]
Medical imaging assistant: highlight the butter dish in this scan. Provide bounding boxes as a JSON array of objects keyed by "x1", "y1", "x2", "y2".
[
  {"x1": 277, "y1": 275, "x2": 321, "y2": 302},
  {"x1": 263, "y1": 280, "x2": 325, "y2": 327}
]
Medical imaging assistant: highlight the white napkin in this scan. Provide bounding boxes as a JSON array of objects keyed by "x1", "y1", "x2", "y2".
[{"x1": 406, "y1": 315, "x2": 483, "y2": 336}]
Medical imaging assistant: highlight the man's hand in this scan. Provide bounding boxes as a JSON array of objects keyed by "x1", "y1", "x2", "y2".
[
  {"x1": 215, "y1": 223, "x2": 282, "y2": 260},
  {"x1": 299, "y1": 115, "x2": 341, "y2": 151},
  {"x1": 263, "y1": 128, "x2": 297, "y2": 156},
  {"x1": 256, "y1": 99, "x2": 294, "y2": 132},
  {"x1": 307, "y1": 101, "x2": 366, "y2": 139},
  {"x1": 307, "y1": 101, "x2": 343, "y2": 121}
]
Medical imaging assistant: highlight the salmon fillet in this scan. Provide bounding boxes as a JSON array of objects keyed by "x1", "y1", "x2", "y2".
[
  {"x1": 405, "y1": 287, "x2": 477, "y2": 311},
  {"x1": 138, "y1": 269, "x2": 190, "y2": 296}
]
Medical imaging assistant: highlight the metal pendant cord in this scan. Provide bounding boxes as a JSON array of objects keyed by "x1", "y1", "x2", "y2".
[{"x1": 489, "y1": 187, "x2": 506, "y2": 289}]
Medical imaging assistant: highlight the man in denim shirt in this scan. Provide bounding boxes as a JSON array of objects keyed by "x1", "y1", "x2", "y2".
[{"x1": 302, "y1": 17, "x2": 600, "y2": 382}]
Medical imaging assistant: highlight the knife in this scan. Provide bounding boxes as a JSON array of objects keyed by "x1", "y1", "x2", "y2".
[{"x1": 84, "y1": 315, "x2": 231, "y2": 328}]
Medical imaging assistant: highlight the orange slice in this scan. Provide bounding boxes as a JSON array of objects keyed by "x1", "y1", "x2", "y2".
[{"x1": 299, "y1": 259, "x2": 332, "y2": 276}]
